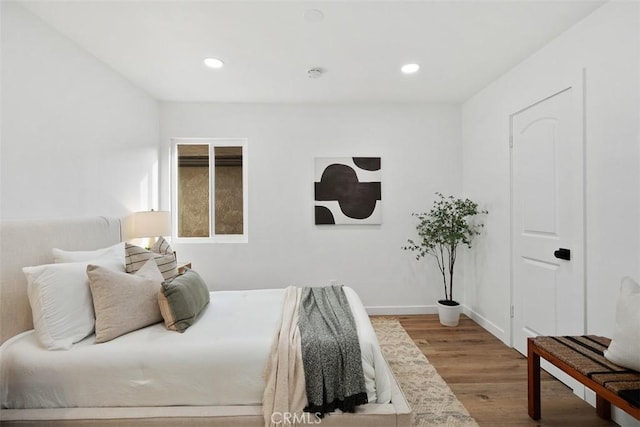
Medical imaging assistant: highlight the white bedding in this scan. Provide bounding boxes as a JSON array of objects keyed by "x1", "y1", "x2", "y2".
[{"x1": 1, "y1": 287, "x2": 390, "y2": 409}]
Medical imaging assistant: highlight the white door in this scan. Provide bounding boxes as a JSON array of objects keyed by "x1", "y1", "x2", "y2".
[{"x1": 511, "y1": 86, "x2": 584, "y2": 356}]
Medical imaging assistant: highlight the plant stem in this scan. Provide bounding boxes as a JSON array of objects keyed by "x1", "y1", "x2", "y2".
[
  {"x1": 436, "y1": 244, "x2": 447, "y2": 300},
  {"x1": 449, "y1": 244, "x2": 456, "y2": 302}
]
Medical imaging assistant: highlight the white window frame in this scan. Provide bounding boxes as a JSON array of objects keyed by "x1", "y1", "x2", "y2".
[{"x1": 171, "y1": 137, "x2": 248, "y2": 243}]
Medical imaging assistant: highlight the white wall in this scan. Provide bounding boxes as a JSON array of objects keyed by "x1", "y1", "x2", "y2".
[
  {"x1": 462, "y1": 1, "x2": 639, "y2": 342},
  {"x1": 1, "y1": 3, "x2": 160, "y2": 220},
  {"x1": 160, "y1": 103, "x2": 462, "y2": 311}
]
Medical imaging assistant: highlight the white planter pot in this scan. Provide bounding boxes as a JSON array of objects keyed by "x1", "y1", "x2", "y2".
[{"x1": 437, "y1": 301, "x2": 461, "y2": 327}]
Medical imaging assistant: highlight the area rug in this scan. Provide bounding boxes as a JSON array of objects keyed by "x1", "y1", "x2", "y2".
[{"x1": 371, "y1": 317, "x2": 479, "y2": 427}]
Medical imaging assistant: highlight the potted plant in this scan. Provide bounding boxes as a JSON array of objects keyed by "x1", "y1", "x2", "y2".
[{"x1": 403, "y1": 193, "x2": 487, "y2": 326}]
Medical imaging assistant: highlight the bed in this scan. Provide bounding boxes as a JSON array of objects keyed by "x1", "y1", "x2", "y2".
[{"x1": 0, "y1": 217, "x2": 411, "y2": 426}]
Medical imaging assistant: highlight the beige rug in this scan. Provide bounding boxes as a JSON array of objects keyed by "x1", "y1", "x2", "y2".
[{"x1": 371, "y1": 318, "x2": 479, "y2": 427}]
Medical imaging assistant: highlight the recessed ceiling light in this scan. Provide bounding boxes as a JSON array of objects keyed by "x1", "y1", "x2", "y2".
[
  {"x1": 401, "y1": 63, "x2": 420, "y2": 74},
  {"x1": 204, "y1": 57, "x2": 224, "y2": 69}
]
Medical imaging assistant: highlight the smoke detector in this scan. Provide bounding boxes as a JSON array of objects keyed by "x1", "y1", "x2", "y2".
[{"x1": 307, "y1": 68, "x2": 325, "y2": 79}]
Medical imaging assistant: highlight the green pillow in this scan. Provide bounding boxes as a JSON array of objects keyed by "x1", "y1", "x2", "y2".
[{"x1": 158, "y1": 269, "x2": 210, "y2": 332}]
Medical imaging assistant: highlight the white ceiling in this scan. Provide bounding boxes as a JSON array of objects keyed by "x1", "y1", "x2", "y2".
[{"x1": 19, "y1": 0, "x2": 605, "y2": 104}]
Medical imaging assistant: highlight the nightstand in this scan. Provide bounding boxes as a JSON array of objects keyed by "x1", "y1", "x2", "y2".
[{"x1": 177, "y1": 262, "x2": 192, "y2": 274}]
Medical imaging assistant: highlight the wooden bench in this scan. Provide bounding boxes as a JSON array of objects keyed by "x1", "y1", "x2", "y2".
[{"x1": 528, "y1": 336, "x2": 640, "y2": 421}]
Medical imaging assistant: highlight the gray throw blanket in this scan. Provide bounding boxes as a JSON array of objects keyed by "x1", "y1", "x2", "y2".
[{"x1": 297, "y1": 285, "x2": 368, "y2": 415}]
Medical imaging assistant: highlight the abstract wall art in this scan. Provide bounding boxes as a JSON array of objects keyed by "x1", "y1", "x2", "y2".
[{"x1": 314, "y1": 157, "x2": 382, "y2": 225}]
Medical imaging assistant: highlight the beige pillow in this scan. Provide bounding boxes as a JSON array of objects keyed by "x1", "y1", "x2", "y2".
[
  {"x1": 125, "y1": 237, "x2": 178, "y2": 281},
  {"x1": 87, "y1": 259, "x2": 164, "y2": 343}
]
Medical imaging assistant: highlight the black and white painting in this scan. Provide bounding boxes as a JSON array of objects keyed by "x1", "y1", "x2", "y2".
[{"x1": 314, "y1": 157, "x2": 382, "y2": 225}]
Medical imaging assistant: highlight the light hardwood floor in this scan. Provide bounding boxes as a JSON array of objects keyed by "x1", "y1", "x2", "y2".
[{"x1": 393, "y1": 314, "x2": 617, "y2": 426}]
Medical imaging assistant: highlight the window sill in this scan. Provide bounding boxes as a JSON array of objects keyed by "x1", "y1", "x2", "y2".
[{"x1": 172, "y1": 236, "x2": 248, "y2": 244}]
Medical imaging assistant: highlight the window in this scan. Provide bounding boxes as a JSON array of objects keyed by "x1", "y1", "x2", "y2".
[{"x1": 172, "y1": 138, "x2": 247, "y2": 242}]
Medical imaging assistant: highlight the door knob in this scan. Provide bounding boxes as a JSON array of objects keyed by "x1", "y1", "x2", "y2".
[{"x1": 554, "y1": 248, "x2": 571, "y2": 261}]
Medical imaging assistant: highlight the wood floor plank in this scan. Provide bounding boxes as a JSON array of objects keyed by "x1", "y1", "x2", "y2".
[{"x1": 381, "y1": 314, "x2": 617, "y2": 426}]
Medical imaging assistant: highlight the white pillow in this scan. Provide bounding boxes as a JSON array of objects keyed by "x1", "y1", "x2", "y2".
[
  {"x1": 52, "y1": 242, "x2": 125, "y2": 265},
  {"x1": 603, "y1": 276, "x2": 640, "y2": 371},
  {"x1": 23, "y1": 259, "x2": 124, "y2": 350}
]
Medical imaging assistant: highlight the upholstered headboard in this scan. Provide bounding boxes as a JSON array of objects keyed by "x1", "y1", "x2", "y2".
[{"x1": 0, "y1": 217, "x2": 121, "y2": 345}]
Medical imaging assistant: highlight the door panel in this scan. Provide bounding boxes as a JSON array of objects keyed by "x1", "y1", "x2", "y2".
[
  {"x1": 520, "y1": 120, "x2": 558, "y2": 235},
  {"x1": 521, "y1": 257, "x2": 557, "y2": 337}
]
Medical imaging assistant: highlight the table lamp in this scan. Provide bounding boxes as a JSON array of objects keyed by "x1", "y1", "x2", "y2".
[{"x1": 131, "y1": 210, "x2": 171, "y2": 249}]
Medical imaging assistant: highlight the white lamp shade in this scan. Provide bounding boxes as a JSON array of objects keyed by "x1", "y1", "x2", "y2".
[{"x1": 131, "y1": 210, "x2": 171, "y2": 238}]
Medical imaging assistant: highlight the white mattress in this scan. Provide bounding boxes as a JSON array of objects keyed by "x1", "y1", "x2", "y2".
[{"x1": 1, "y1": 287, "x2": 390, "y2": 409}]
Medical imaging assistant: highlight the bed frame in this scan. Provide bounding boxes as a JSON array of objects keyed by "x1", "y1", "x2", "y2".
[{"x1": 0, "y1": 217, "x2": 412, "y2": 426}]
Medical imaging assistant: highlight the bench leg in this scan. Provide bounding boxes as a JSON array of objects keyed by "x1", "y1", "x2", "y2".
[
  {"x1": 528, "y1": 338, "x2": 541, "y2": 420},
  {"x1": 596, "y1": 395, "x2": 611, "y2": 420}
]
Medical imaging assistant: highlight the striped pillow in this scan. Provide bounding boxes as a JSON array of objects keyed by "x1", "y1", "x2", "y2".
[
  {"x1": 125, "y1": 238, "x2": 178, "y2": 281},
  {"x1": 151, "y1": 237, "x2": 173, "y2": 257}
]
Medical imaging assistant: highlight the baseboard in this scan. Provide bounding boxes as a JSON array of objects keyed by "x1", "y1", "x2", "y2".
[
  {"x1": 612, "y1": 407, "x2": 640, "y2": 427},
  {"x1": 461, "y1": 305, "x2": 506, "y2": 342},
  {"x1": 365, "y1": 305, "x2": 437, "y2": 315}
]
